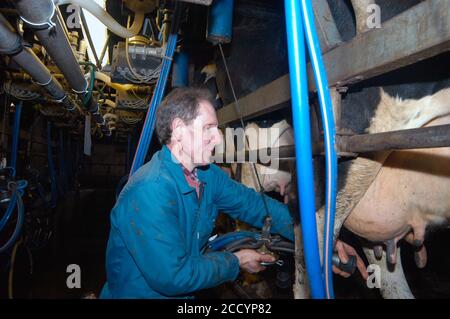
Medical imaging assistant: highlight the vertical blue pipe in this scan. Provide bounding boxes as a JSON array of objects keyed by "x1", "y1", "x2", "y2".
[
  {"x1": 301, "y1": 0, "x2": 338, "y2": 299},
  {"x1": 10, "y1": 102, "x2": 22, "y2": 175},
  {"x1": 284, "y1": 0, "x2": 325, "y2": 298},
  {"x1": 130, "y1": 33, "x2": 178, "y2": 175},
  {"x1": 207, "y1": 0, "x2": 234, "y2": 44},
  {"x1": 172, "y1": 51, "x2": 189, "y2": 88}
]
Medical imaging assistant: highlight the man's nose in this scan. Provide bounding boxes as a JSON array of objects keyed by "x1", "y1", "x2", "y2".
[{"x1": 213, "y1": 130, "x2": 223, "y2": 146}]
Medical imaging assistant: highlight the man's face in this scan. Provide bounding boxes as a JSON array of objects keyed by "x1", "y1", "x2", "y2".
[{"x1": 180, "y1": 100, "x2": 222, "y2": 167}]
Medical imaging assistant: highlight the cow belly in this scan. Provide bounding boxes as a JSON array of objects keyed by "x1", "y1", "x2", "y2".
[{"x1": 344, "y1": 146, "x2": 450, "y2": 243}]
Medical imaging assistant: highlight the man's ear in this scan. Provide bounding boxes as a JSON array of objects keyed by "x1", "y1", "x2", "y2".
[{"x1": 171, "y1": 118, "x2": 184, "y2": 142}]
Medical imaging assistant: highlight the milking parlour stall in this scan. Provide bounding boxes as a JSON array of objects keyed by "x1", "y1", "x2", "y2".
[{"x1": 0, "y1": 0, "x2": 449, "y2": 312}]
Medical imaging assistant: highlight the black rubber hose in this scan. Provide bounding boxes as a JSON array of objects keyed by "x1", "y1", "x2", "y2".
[{"x1": 223, "y1": 237, "x2": 256, "y2": 252}]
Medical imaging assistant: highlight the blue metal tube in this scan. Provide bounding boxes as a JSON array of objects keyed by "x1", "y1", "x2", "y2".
[
  {"x1": 10, "y1": 102, "x2": 22, "y2": 174},
  {"x1": 284, "y1": 0, "x2": 325, "y2": 298},
  {"x1": 301, "y1": 0, "x2": 338, "y2": 299},
  {"x1": 207, "y1": 0, "x2": 234, "y2": 44},
  {"x1": 172, "y1": 51, "x2": 189, "y2": 88},
  {"x1": 130, "y1": 33, "x2": 178, "y2": 175}
]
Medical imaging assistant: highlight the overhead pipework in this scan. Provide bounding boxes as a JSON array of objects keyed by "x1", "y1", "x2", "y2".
[
  {"x1": 13, "y1": 0, "x2": 113, "y2": 136},
  {"x1": 0, "y1": 13, "x2": 78, "y2": 111},
  {"x1": 55, "y1": 0, "x2": 145, "y2": 39}
]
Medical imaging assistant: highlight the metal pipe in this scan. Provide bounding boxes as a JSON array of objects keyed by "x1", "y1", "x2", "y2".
[
  {"x1": 14, "y1": 0, "x2": 111, "y2": 135},
  {"x1": 284, "y1": 0, "x2": 325, "y2": 298},
  {"x1": 338, "y1": 124, "x2": 450, "y2": 153},
  {"x1": 172, "y1": 51, "x2": 189, "y2": 87},
  {"x1": 56, "y1": 0, "x2": 144, "y2": 39},
  {"x1": 79, "y1": 8, "x2": 100, "y2": 68},
  {"x1": 207, "y1": 0, "x2": 234, "y2": 44},
  {"x1": 0, "y1": 13, "x2": 77, "y2": 111},
  {"x1": 14, "y1": 0, "x2": 87, "y2": 92},
  {"x1": 10, "y1": 102, "x2": 22, "y2": 174},
  {"x1": 220, "y1": 125, "x2": 450, "y2": 161}
]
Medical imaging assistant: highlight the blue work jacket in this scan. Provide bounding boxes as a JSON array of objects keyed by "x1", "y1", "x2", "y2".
[{"x1": 100, "y1": 145, "x2": 294, "y2": 298}]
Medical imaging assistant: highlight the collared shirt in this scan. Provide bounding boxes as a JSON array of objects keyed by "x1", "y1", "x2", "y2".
[{"x1": 181, "y1": 165, "x2": 201, "y2": 198}]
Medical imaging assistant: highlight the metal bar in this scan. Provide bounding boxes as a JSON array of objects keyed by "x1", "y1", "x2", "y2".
[
  {"x1": 218, "y1": 0, "x2": 450, "y2": 125},
  {"x1": 79, "y1": 8, "x2": 101, "y2": 68},
  {"x1": 312, "y1": 0, "x2": 342, "y2": 53},
  {"x1": 337, "y1": 124, "x2": 450, "y2": 153},
  {"x1": 217, "y1": 76, "x2": 291, "y2": 125},
  {"x1": 215, "y1": 124, "x2": 450, "y2": 162},
  {"x1": 213, "y1": 145, "x2": 296, "y2": 165},
  {"x1": 314, "y1": 0, "x2": 450, "y2": 89}
]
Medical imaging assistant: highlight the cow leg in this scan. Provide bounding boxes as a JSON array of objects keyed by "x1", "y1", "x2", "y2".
[
  {"x1": 293, "y1": 223, "x2": 309, "y2": 299},
  {"x1": 350, "y1": 0, "x2": 376, "y2": 34},
  {"x1": 362, "y1": 245, "x2": 414, "y2": 299}
]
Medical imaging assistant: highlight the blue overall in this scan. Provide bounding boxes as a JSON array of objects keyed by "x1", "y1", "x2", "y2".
[{"x1": 100, "y1": 145, "x2": 294, "y2": 298}]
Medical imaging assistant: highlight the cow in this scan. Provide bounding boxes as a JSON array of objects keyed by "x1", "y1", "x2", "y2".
[
  {"x1": 299, "y1": 86, "x2": 450, "y2": 299},
  {"x1": 223, "y1": 85, "x2": 450, "y2": 299},
  {"x1": 228, "y1": 119, "x2": 295, "y2": 201}
]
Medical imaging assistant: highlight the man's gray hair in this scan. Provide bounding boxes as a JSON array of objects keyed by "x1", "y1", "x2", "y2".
[{"x1": 156, "y1": 87, "x2": 214, "y2": 145}]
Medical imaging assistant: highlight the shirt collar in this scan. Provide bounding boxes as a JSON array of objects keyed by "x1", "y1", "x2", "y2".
[{"x1": 161, "y1": 145, "x2": 207, "y2": 195}]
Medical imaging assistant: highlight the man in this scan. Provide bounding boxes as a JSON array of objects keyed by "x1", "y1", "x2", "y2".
[{"x1": 100, "y1": 88, "x2": 366, "y2": 299}]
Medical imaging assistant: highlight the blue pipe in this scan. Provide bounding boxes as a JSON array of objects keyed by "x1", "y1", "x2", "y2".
[
  {"x1": 46, "y1": 121, "x2": 57, "y2": 208},
  {"x1": 207, "y1": 0, "x2": 234, "y2": 44},
  {"x1": 300, "y1": 0, "x2": 338, "y2": 299},
  {"x1": 130, "y1": 32, "x2": 178, "y2": 175},
  {"x1": 0, "y1": 189, "x2": 17, "y2": 233},
  {"x1": 172, "y1": 51, "x2": 189, "y2": 88},
  {"x1": 10, "y1": 102, "x2": 22, "y2": 175},
  {"x1": 0, "y1": 184, "x2": 25, "y2": 253},
  {"x1": 0, "y1": 102, "x2": 23, "y2": 233},
  {"x1": 284, "y1": 0, "x2": 325, "y2": 298}
]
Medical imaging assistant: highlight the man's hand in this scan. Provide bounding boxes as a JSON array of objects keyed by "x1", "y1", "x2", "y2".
[
  {"x1": 233, "y1": 249, "x2": 276, "y2": 274},
  {"x1": 333, "y1": 239, "x2": 368, "y2": 280}
]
